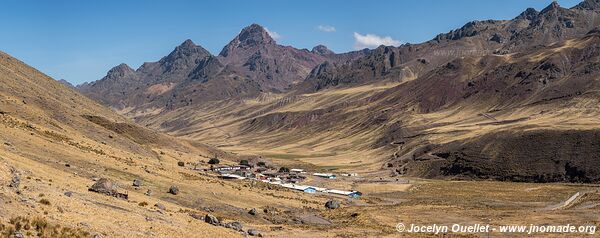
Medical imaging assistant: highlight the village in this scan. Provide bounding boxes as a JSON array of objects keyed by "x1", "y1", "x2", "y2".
[{"x1": 192, "y1": 158, "x2": 363, "y2": 198}]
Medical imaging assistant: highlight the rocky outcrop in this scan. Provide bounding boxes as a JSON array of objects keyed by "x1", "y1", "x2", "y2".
[{"x1": 88, "y1": 178, "x2": 128, "y2": 199}]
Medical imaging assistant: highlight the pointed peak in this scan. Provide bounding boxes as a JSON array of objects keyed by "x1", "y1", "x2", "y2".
[
  {"x1": 180, "y1": 39, "x2": 196, "y2": 48},
  {"x1": 112, "y1": 63, "x2": 134, "y2": 72},
  {"x1": 219, "y1": 23, "x2": 276, "y2": 56},
  {"x1": 105, "y1": 63, "x2": 136, "y2": 79},
  {"x1": 541, "y1": 1, "x2": 561, "y2": 13},
  {"x1": 516, "y1": 7, "x2": 539, "y2": 20},
  {"x1": 238, "y1": 23, "x2": 275, "y2": 44},
  {"x1": 311, "y1": 45, "x2": 334, "y2": 55},
  {"x1": 173, "y1": 39, "x2": 205, "y2": 52},
  {"x1": 163, "y1": 39, "x2": 211, "y2": 62}
]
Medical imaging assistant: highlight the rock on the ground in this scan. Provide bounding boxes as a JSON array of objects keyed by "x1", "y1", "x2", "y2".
[
  {"x1": 89, "y1": 178, "x2": 128, "y2": 199},
  {"x1": 145, "y1": 189, "x2": 153, "y2": 196},
  {"x1": 248, "y1": 229, "x2": 261, "y2": 236},
  {"x1": 248, "y1": 208, "x2": 257, "y2": 216},
  {"x1": 224, "y1": 221, "x2": 243, "y2": 231},
  {"x1": 154, "y1": 203, "x2": 166, "y2": 211},
  {"x1": 132, "y1": 179, "x2": 142, "y2": 187},
  {"x1": 204, "y1": 214, "x2": 220, "y2": 226},
  {"x1": 89, "y1": 178, "x2": 118, "y2": 195},
  {"x1": 168, "y1": 185, "x2": 179, "y2": 195},
  {"x1": 64, "y1": 191, "x2": 73, "y2": 197},
  {"x1": 325, "y1": 200, "x2": 340, "y2": 209},
  {"x1": 9, "y1": 174, "x2": 20, "y2": 188}
]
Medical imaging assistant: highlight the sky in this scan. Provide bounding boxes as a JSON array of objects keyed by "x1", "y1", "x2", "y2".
[{"x1": 0, "y1": 0, "x2": 583, "y2": 85}]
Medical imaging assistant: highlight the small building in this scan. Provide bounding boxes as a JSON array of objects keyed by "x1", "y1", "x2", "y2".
[
  {"x1": 313, "y1": 173, "x2": 336, "y2": 179},
  {"x1": 290, "y1": 169, "x2": 306, "y2": 173},
  {"x1": 219, "y1": 174, "x2": 246, "y2": 180},
  {"x1": 303, "y1": 187, "x2": 317, "y2": 193},
  {"x1": 213, "y1": 165, "x2": 250, "y2": 172}
]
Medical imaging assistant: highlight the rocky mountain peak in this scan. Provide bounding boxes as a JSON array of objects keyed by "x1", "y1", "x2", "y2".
[
  {"x1": 516, "y1": 7, "x2": 539, "y2": 21},
  {"x1": 311, "y1": 45, "x2": 334, "y2": 55},
  {"x1": 106, "y1": 63, "x2": 135, "y2": 78},
  {"x1": 167, "y1": 39, "x2": 211, "y2": 59},
  {"x1": 219, "y1": 24, "x2": 275, "y2": 57},
  {"x1": 541, "y1": 1, "x2": 561, "y2": 14}
]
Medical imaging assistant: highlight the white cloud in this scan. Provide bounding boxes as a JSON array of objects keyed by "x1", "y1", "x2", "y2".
[
  {"x1": 353, "y1": 32, "x2": 401, "y2": 49},
  {"x1": 264, "y1": 27, "x2": 281, "y2": 40},
  {"x1": 317, "y1": 25, "x2": 336, "y2": 32}
]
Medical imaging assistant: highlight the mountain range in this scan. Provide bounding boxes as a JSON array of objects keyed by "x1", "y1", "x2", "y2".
[
  {"x1": 78, "y1": 0, "x2": 600, "y2": 183},
  {"x1": 4, "y1": 1, "x2": 600, "y2": 237}
]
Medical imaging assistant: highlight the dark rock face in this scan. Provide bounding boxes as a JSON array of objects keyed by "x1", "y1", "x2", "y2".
[
  {"x1": 325, "y1": 200, "x2": 340, "y2": 209},
  {"x1": 402, "y1": 130, "x2": 600, "y2": 183}
]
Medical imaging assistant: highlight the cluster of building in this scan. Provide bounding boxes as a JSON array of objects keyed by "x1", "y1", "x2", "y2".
[
  {"x1": 210, "y1": 165, "x2": 362, "y2": 198},
  {"x1": 279, "y1": 183, "x2": 362, "y2": 198}
]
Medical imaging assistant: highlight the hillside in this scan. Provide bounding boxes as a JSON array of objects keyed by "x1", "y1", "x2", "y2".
[{"x1": 1, "y1": 51, "x2": 369, "y2": 237}]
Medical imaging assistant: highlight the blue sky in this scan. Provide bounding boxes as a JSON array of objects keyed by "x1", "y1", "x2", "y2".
[{"x1": 0, "y1": 0, "x2": 582, "y2": 85}]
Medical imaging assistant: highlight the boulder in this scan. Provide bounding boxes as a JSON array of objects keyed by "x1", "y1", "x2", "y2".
[
  {"x1": 224, "y1": 221, "x2": 243, "y2": 231},
  {"x1": 325, "y1": 200, "x2": 340, "y2": 209},
  {"x1": 168, "y1": 185, "x2": 179, "y2": 195},
  {"x1": 89, "y1": 178, "x2": 128, "y2": 199},
  {"x1": 204, "y1": 214, "x2": 220, "y2": 226},
  {"x1": 89, "y1": 178, "x2": 118, "y2": 195},
  {"x1": 248, "y1": 208, "x2": 257, "y2": 216},
  {"x1": 248, "y1": 229, "x2": 261, "y2": 236},
  {"x1": 132, "y1": 179, "x2": 142, "y2": 187}
]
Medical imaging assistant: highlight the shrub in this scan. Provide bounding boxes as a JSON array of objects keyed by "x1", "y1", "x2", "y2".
[
  {"x1": 208, "y1": 158, "x2": 220, "y2": 165},
  {"x1": 177, "y1": 161, "x2": 185, "y2": 167},
  {"x1": 239, "y1": 160, "x2": 250, "y2": 166}
]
